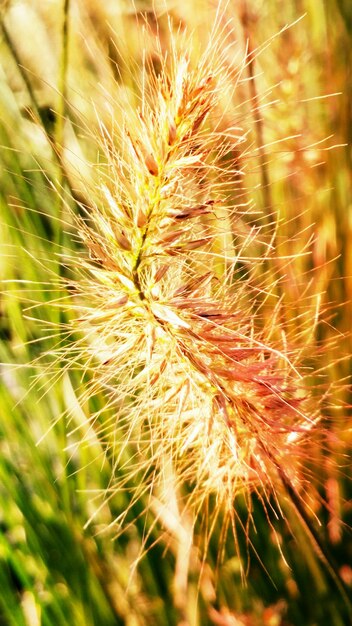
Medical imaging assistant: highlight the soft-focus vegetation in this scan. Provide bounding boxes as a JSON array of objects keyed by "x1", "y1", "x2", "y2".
[{"x1": 0, "y1": 1, "x2": 351, "y2": 625}]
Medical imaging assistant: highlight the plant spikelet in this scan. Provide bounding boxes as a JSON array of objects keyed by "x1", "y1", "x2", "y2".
[{"x1": 49, "y1": 17, "x2": 326, "y2": 552}]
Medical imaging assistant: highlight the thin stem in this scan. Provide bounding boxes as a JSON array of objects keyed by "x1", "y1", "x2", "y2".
[
  {"x1": 240, "y1": 8, "x2": 272, "y2": 218},
  {"x1": 55, "y1": 0, "x2": 70, "y2": 249},
  {"x1": 55, "y1": 0, "x2": 71, "y2": 516}
]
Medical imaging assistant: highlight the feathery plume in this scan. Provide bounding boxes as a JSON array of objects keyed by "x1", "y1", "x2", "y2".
[{"x1": 40, "y1": 11, "x2": 331, "y2": 573}]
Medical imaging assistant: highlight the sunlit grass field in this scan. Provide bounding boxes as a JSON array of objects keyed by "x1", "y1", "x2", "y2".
[{"x1": 0, "y1": 1, "x2": 351, "y2": 625}]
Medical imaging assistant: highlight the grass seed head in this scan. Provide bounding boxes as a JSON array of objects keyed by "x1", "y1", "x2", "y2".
[{"x1": 46, "y1": 12, "x2": 329, "y2": 562}]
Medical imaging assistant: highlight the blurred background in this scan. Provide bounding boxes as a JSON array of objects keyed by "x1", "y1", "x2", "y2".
[{"x1": 0, "y1": 1, "x2": 351, "y2": 624}]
